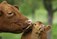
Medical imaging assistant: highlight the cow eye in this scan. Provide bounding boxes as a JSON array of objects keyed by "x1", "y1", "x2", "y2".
[
  {"x1": 0, "y1": 11, "x2": 3, "y2": 16},
  {"x1": 7, "y1": 12, "x2": 14, "y2": 16},
  {"x1": 0, "y1": 13, "x2": 2, "y2": 16}
]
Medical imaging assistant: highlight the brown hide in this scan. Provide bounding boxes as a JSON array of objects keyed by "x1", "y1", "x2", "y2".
[
  {"x1": 21, "y1": 21, "x2": 44, "y2": 39},
  {"x1": 0, "y1": 1, "x2": 32, "y2": 33},
  {"x1": 40, "y1": 25, "x2": 51, "y2": 39},
  {"x1": 21, "y1": 21, "x2": 51, "y2": 39}
]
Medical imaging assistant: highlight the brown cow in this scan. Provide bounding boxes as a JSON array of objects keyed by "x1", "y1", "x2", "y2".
[
  {"x1": 21, "y1": 21, "x2": 51, "y2": 39},
  {"x1": 0, "y1": 1, "x2": 32, "y2": 33}
]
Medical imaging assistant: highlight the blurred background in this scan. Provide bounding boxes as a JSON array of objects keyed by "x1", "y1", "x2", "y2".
[{"x1": 0, "y1": 0, "x2": 57, "y2": 39}]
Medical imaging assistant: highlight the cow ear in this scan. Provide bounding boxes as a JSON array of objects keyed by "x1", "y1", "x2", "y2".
[
  {"x1": 1, "y1": 1, "x2": 8, "y2": 4},
  {"x1": 44, "y1": 25, "x2": 51, "y2": 31},
  {"x1": 14, "y1": 5, "x2": 19, "y2": 10}
]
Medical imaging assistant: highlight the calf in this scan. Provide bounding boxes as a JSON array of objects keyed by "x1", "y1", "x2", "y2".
[
  {"x1": 21, "y1": 21, "x2": 51, "y2": 39},
  {"x1": 0, "y1": 1, "x2": 32, "y2": 33}
]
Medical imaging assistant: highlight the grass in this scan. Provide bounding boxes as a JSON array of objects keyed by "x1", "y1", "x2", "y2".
[
  {"x1": 0, "y1": 33, "x2": 22, "y2": 39},
  {"x1": 52, "y1": 24, "x2": 57, "y2": 39}
]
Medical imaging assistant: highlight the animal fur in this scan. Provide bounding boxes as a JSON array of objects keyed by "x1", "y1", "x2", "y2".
[
  {"x1": 21, "y1": 21, "x2": 51, "y2": 39},
  {"x1": 0, "y1": 1, "x2": 32, "y2": 33}
]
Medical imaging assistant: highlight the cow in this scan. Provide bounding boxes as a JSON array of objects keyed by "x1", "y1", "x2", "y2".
[{"x1": 0, "y1": 1, "x2": 32, "y2": 33}]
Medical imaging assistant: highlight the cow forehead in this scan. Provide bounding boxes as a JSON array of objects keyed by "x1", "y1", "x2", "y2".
[
  {"x1": 0, "y1": 3, "x2": 12, "y2": 11},
  {"x1": 0, "y1": 1, "x2": 19, "y2": 13},
  {"x1": 2, "y1": 5, "x2": 11, "y2": 10},
  {"x1": 0, "y1": 2, "x2": 18, "y2": 16}
]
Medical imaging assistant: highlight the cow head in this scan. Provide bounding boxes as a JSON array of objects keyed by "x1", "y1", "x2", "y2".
[{"x1": 0, "y1": 1, "x2": 32, "y2": 33}]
